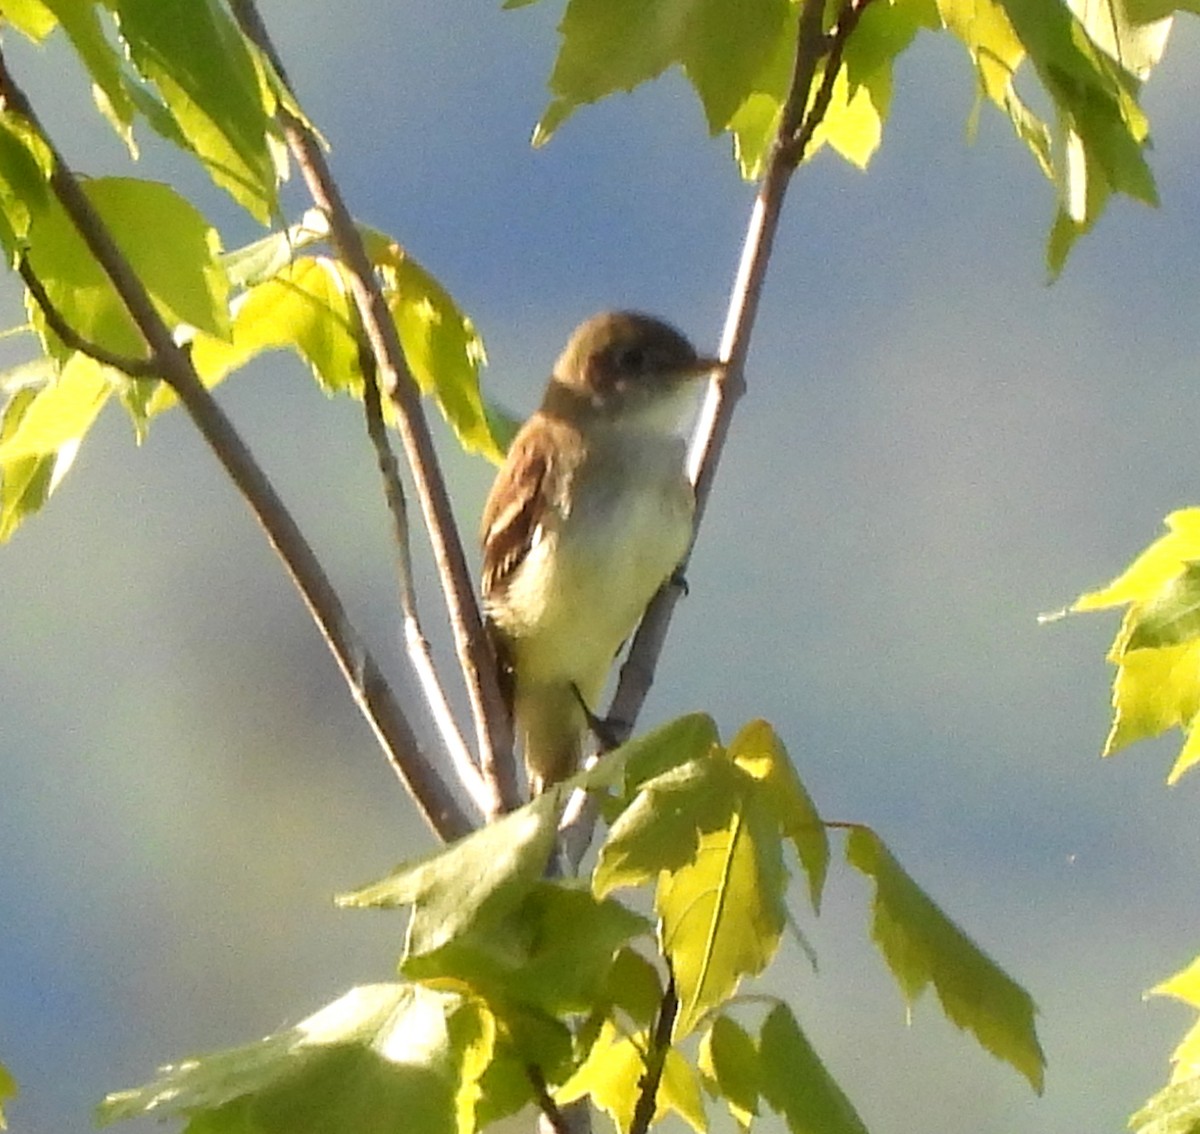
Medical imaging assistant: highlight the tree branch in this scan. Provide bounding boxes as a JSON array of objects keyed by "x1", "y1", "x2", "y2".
[
  {"x1": 629, "y1": 972, "x2": 680, "y2": 1134},
  {"x1": 0, "y1": 47, "x2": 476, "y2": 843},
  {"x1": 18, "y1": 257, "x2": 162, "y2": 377},
  {"x1": 229, "y1": 0, "x2": 520, "y2": 819},
  {"x1": 608, "y1": 0, "x2": 834, "y2": 740},
  {"x1": 526, "y1": 1064, "x2": 573, "y2": 1134},
  {"x1": 359, "y1": 341, "x2": 490, "y2": 812}
]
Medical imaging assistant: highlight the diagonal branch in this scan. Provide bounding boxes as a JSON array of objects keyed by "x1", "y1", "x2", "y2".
[
  {"x1": 0, "y1": 47, "x2": 476, "y2": 843},
  {"x1": 358, "y1": 340, "x2": 489, "y2": 812},
  {"x1": 229, "y1": 0, "x2": 520, "y2": 820}
]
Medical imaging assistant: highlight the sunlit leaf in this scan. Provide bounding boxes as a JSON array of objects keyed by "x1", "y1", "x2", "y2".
[
  {"x1": 556, "y1": 1020, "x2": 706, "y2": 1134},
  {"x1": 1129, "y1": 1074, "x2": 1200, "y2": 1134},
  {"x1": 221, "y1": 210, "x2": 330, "y2": 290},
  {"x1": 0, "y1": 353, "x2": 110, "y2": 540},
  {"x1": 0, "y1": 1060, "x2": 15, "y2": 1130},
  {"x1": 1149, "y1": 957, "x2": 1200, "y2": 1084},
  {"x1": 659, "y1": 771, "x2": 786, "y2": 1037},
  {"x1": 1123, "y1": 563, "x2": 1200, "y2": 652},
  {"x1": 1152, "y1": 956, "x2": 1200, "y2": 1011},
  {"x1": 1073, "y1": 510, "x2": 1200, "y2": 614},
  {"x1": 846, "y1": 827, "x2": 1045, "y2": 1092},
  {"x1": 112, "y1": 0, "x2": 281, "y2": 221},
  {"x1": 1, "y1": 0, "x2": 56, "y2": 40},
  {"x1": 99, "y1": 984, "x2": 492, "y2": 1134},
  {"x1": 25, "y1": 177, "x2": 229, "y2": 361},
  {"x1": 759, "y1": 1003, "x2": 867, "y2": 1134},
  {"x1": 0, "y1": 352, "x2": 109, "y2": 461},
  {"x1": 0, "y1": 112, "x2": 54, "y2": 260},
  {"x1": 594, "y1": 755, "x2": 739, "y2": 895},
  {"x1": 42, "y1": 0, "x2": 138, "y2": 148},
  {"x1": 998, "y1": 0, "x2": 1157, "y2": 273},
  {"x1": 1069, "y1": 0, "x2": 1172, "y2": 79},
  {"x1": 728, "y1": 719, "x2": 828, "y2": 910},
  {"x1": 363, "y1": 231, "x2": 502, "y2": 463},
  {"x1": 232, "y1": 256, "x2": 361, "y2": 394},
  {"x1": 1067, "y1": 511, "x2": 1200, "y2": 781}
]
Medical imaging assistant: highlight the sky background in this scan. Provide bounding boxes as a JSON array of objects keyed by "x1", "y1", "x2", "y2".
[{"x1": 3, "y1": 3, "x2": 1200, "y2": 1133}]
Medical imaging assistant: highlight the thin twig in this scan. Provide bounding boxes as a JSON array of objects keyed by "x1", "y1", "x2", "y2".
[
  {"x1": 629, "y1": 972, "x2": 680, "y2": 1134},
  {"x1": 0, "y1": 47, "x2": 476, "y2": 843},
  {"x1": 18, "y1": 258, "x2": 162, "y2": 377},
  {"x1": 608, "y1": 0, "x2": 835, "y2": 740},
  {"x1": 526, "y1": 1064, "x2": 572, "y2": 1134},
  {"x1": 784, "y1": 0, "x2": 879, "y2": 166},
  {"x1": 229, "y1": 0, "x2": 520, "y2": 819},
  {"x1": 359, "y1": 340, "x2": 489, "y2": 812}
]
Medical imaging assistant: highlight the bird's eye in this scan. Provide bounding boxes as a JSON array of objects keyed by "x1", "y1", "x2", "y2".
[{"x1": 614, "y1": 345, "x2": 648, "y2": 373}]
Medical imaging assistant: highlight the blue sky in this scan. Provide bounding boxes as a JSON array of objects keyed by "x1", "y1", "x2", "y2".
[{"x1": 3, "y1": 4, "x2": 1200, "y2": 1133}]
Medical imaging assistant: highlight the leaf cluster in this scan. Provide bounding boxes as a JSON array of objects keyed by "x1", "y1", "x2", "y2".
[
  {"x1": 514, "y1": 0, "x2": 1178, "y2": 274},
  {"x1": 1067, "y1": 514, "x2": 1200, "y2": 1132},
  {"x1": 99, "y1": 717, "x2": 1044, "y2": 1133}
]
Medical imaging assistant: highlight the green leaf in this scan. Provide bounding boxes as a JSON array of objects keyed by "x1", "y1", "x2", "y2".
[
  {"x1": 728, "y1": 718, "x2": 828, "y2": 910},
  {"x1": 556, "y1": 1019, "x2": 706, "y2": 1134},
  {"x1": 41, "y1": 0, "x2": 137, "y2": 149},
  {"x1": 1, "y1": 0, "x2": 56, "y2": 40},
  {"x1": 403, "y1": 880, "x2": 651, "y2": 1018},
  {"x1": 337, "y1": 792, "x2": 561, "y2": 957},
  {"x1": 1071, "y1": 0, "x2": 1172, "y2": 80},
  {"x1": 681, "y1": 0, "x2": 792, "y2": 134},
  {"x1": 531, "y1": 0, "x2": 790, "y2": 144},
  {"x1": 845, "y1": 826, "x2": 1045, "y2": 1092},
  {"x1": 658, "y1": 768, "x2": 786, "y2": 1036},
  {"x1": 1151, "y1": 955, "x2": 1200, "y2": 1011},
  {"x1": 1125, "y1": 0, "x2": 1200, "y2": 19},
  {"x1": 220, "y1": 209, "x2": 330, "y2": 290},
  {"x1": 0, "y1": 352, "x2": 109, "y2": 461},
  {"x1": 602, "y1": 946, "x2": 664, "y2": 1029},
  {"x1": 1065, "y1": 510, "x2": 1200, "y2": 781},
  {"x1": 25, "y1": 176, "x2": 230, "y2": 361},
  {"x1": 937, "y1": 0, "x2": 1053, "y2": 181},
  {"x1": 1130, "y1": 1075, "x2": 1200, "y2": 1134},
  {"x1": 1124, "y1": 563, "x2": 1200, "y2": 652},
  {"x1": 111, "y1": 0, "x2": 281, "y2": 222},
  {"x1": 0, "y1": 112, "x2": 54, "y2": 259},
  {"x1": 232, "y1": 256, "x2": 361, "y2": 395},
  {"x1": 364, "y1": 231, "x2": 503, "y2": 463},
  {"x1": 99, "y1": 983, "x2": 492, "y2": 1134},
  {"x1": 0, "y1": 1061, "x2": 15, "y2": 1130},
  {"x1": 0, "y1": 353, "x2": 110, "y2": 540},
  {"x1": 698, "y1": 1014, "x2": 759, "y2": 1128},
  {"x1": 759, "y1": 1002, "x2": 868, "y2": 1134},
  {"x1": 1148, "y1": 956, "x2": 1200, "y2": 1087},
  {"x1": 595, "y1": 756, "x2": 739, "y2": 895},
  {"x1": 997, "y1": 0, "x2": 1157, "y2": 273},
  {"x1": 615, "y1": 711, "x2": 721, "y2": 800}
]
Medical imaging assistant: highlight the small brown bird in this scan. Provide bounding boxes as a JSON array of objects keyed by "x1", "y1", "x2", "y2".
[{"x1": 481, "y1": 311, "x2": 721, "y2": 793}]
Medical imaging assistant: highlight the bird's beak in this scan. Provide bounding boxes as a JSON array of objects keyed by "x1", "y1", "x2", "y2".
[{"x1": 685, "y1": 355, "x2": 725, "y2": 378}]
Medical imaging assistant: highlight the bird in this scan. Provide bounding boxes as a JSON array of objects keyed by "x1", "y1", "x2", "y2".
[{"x1": 480, "y1": 311, "x2": 721, "y2": 794}]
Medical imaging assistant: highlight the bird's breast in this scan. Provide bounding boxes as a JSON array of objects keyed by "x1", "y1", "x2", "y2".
[{"x1": 495, "y1": 429, "x2": 693, "y2": 690}]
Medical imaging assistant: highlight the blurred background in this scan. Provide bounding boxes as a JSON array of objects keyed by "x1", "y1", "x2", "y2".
[{"x1": 2, "y1": 3, "x2": 1200, "y2": 1132}]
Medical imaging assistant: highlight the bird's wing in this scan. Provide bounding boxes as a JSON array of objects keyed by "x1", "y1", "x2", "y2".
[{"x1": 480, "y1": 419, "x2": 566, "y2": 599}]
